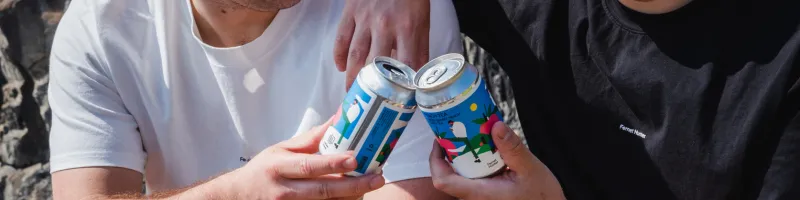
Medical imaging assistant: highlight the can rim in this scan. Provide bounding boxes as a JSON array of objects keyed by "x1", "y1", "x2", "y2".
[
  {"x1": 372, "y1": 56, "x2": 417, "y2": 90},
  {"x1": 413, "y1": 53, "x2": 466, "y2": 91}
]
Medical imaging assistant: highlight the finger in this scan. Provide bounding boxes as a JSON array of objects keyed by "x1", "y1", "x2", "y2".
[
  {"x1": 330, "y1": 196, "x2": 362, "y2": 200},
  {"x1": 395, "y1": 19, "x2": 430, "y2": 70},
  {"x1": 414, "y1": 20, "x2": 430, "y2": 70},
  {"x1": 366, "y1": 29, "x2": 393, "y2": 65},
  {"x1": 278, "y1": 115, "x2": 338, "y2": 153},
  {"x1": 331, "y1": 105, "x2": 343, "y2": 124},
  {"x1": 429, "y1": 141, "x2": 478, "y2": 198},
  {"x1": 492, "y1": 122, "x2": 537, "y2": 175},
  {"x1": 345, "y1": 26, "x2": 371, "y2": 91},
  {"x1": 287, "y1": 174, "x2": 385, "y2": 199},
  {"x1": 275, "y1": 153, "x2": 358, "y2": 178},
  {"x1": 334, "y1": 6, "x2": 356, "y2": 72}
]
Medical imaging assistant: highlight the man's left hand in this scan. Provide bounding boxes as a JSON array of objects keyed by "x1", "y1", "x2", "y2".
[{"x1": 333, "y1": 0, "x2": 431, "y2": 90}]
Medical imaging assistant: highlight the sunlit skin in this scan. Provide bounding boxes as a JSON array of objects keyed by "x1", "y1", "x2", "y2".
[
  {"x1": 191, "y1": 0, "x2": 300, "y2": 47},
  {"x1": 619, "y1": 0, "x2": 694, "y2": 14}
]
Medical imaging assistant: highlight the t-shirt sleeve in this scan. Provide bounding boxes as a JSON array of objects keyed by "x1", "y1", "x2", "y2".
[
  {"x1": 427, "y1": 0, "x2": 464, "y2": 59},
  {"x1": 380, "y1": 0, "x2": 463, "y2": 183},
  {"x1": 48, "y1": 4, "x2": 146, "y2": 174}
]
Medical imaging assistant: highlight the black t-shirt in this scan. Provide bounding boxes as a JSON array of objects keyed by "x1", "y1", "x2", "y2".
[{"x1": 454, "y1": 0, "x2": 800, "y2": 199}]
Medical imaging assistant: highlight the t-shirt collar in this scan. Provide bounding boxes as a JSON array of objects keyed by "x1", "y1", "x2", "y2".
[{"x1": 184, "y1": 0, "x2": 305, "y2": 68}]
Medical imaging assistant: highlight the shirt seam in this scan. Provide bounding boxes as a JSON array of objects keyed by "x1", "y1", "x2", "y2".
[{"x1": 600, "y1": 0, "x2": 647, "y2": 35}]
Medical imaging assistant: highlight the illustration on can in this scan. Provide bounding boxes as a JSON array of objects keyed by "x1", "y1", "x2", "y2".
[
  {"x1": 415, "y1": 53, "x2": 506, "y2": 179},
  {"x1": 324, "y1": 82, "x2": 371, "y2": 150},
  {"x1": 422, "y1": 80, "x2": 504, "y2": 173},
  {"x1": 319, "y1": 56, "x2": 418, "y2": 176},
  {"x1": 434, "y1": 99, "x2": 501, "y2": 163}
]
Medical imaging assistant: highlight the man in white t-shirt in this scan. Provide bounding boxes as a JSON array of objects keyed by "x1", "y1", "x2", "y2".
[{"x1": 48, "y1": 0, "x2": 462, "y2": 199}]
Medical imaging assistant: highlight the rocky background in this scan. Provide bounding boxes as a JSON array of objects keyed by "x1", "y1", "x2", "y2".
[
  {"x1": 0, "y1": 0, "x2": 518, "y2": 199},
  {"x1": 0, "y1": 0, "x2": 67, "y2": 199}
]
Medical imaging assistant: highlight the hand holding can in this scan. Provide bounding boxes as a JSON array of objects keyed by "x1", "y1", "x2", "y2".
[
  {"x1": 429, "y1": 121, "x2": 566, "y2": 200},
  {"x1": 414, "y1": 53, "x2": 506, "y2": 179}
]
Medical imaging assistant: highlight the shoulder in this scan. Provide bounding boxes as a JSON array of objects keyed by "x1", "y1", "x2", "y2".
[
  {"x1": 57, "y1": 0, "x2": 156, "y2": 43},
  {"x1": 53, "y1": 0, "x2": 163, "y2": 72}
]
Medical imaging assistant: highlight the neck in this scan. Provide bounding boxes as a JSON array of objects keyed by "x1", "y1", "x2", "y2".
[
  {"x1": 191, "y1": 0, "x2": 279, "y2": 47},
  {"x1": 618, "y1": 0, "x2": 693, "y2": 14}
]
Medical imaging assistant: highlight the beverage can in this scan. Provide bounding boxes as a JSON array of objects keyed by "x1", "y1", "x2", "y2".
[
  {"x1": 319, "y1": 56, "x2": 417, "y2": 176},
  {"x1": 414, "y1": 53, "x2": 506, "y2": 179}
]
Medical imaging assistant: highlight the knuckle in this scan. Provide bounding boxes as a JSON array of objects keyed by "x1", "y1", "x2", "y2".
[
  {"x1": 397, "y1": 20, "x2": 414, "y2": 32},
  {"x1": 326, "y1": 158, "x2": 339, "y2": 172},
  {"x1": 349, "y1": 47, "x2": 367, "y2": 61},
  {"x1": 266, "y1": 156, "x2": 284, "y2": 175},
  {"x1": 316, "y1": 182, "x2": 332, "y2": 199},
  {"x1": 335, "y1": 34, "x2": 351, "y2": 45},
  {"x1": 508, "y1": 137, "x2": 525, "y2": 153},
  {"x1": 352, "y1": 178, "x2": 368, "y2": 194},
  {"x1": 506, "y1": 143, "x2": 528, "y2": 158},
  {"x1": 375, "y1": 14, "x2": 392, "y2": 29},
  {"x1": 299, "y1": 157, "x2": 314, "y2": 176}
]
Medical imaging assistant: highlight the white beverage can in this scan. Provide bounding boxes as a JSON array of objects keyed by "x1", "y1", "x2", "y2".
[
  {"x1": 414, "y1": 53, "x2": 506, "y2": 179},
  {"x1": 319, "y1": 57, "x2": 417, "y2": 176}
]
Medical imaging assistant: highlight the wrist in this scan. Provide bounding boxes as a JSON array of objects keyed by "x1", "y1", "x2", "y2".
[
  {"x1": 205, "y1": 170, "x2": 240, "y2": 200},
  {"x1": 175, "y1": 170, "x2": 240, "y2": 200}
]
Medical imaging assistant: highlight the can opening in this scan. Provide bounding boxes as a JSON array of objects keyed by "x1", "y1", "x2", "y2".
[{"x1": 380, "y1": 61, "x2": 406, "y2": 77}]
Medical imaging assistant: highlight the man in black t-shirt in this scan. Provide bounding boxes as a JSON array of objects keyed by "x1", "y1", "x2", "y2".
[{"x1": 335, "y1": 0, "x2": 800, "y2": 199}]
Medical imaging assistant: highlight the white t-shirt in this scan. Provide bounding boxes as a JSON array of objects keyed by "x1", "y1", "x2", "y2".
[{"x1": 48, "y1": 0, "x2": 462, "y2": 191}]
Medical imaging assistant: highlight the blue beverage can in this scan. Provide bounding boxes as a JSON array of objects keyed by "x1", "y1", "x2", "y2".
[
  {"x1": 319, "y1": 56, "x2": 417, "y2": 176},
  {"x1": 414, "y1": 53, "x2": 506, "y2": 179}
]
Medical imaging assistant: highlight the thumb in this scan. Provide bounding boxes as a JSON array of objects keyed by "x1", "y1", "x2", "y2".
[
  {"x1": 492, "y1": 122, "x2": 536, "y2": 175},
  {"x1": 279, "y1": 112, "x2": 339, "y2": 153}
]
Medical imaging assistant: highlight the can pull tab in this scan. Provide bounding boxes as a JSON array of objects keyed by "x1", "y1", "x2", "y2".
[
  {"x1": 425, "y1": 68, "x2": 447, "y2": 85},
  {"x1": 381, "y1": 62, "x2": 407, "y2": 80}
]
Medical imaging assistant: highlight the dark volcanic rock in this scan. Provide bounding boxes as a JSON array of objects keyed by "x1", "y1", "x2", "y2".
[
  {"x1": 4, "y1": 163, "x2": 51, "y2": 200},
  {"x1": 462, "y1": 36, "x2": 524, "y2": 139},
  {"x1": 0, "y1": 0, "x2": 66, "y2": 199}
]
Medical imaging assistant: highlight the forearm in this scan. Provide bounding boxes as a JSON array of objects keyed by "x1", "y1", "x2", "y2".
[
  {"x1": 104, "y1": 173, "x2": 234, "y2": 200},
  {"x1": 364, "y1": 178, "x2": 456, "y2": 200}
]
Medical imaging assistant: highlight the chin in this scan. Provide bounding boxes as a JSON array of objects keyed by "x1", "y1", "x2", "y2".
[{"x1": 618, "y1": 0, "x2": 692, "y2": 14}]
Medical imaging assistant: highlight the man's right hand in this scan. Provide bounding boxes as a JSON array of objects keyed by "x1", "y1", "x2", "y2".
[
  {"x1": 211, "y1": 115, "x2": 385, "y2": 200},
  {"x1": 429, "y1": 122, "x2": 565, "y2": 200}
]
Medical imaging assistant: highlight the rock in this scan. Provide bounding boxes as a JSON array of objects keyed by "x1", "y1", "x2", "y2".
[
  {"x1": 0, "y1": 0, "x2": 20, "y2": 12},
  {"x1": 0, "y1": 0, "x2": 66, "y2": 199},
  {"x1": 0, "y1": 165, "x2": 18, "y2": 197},
  {"x1": 3, "y1": 163, "x2": 51, "y2": 200},
  {"x1": 462, "y1": 36, "x2": 525, "y2": 142}
]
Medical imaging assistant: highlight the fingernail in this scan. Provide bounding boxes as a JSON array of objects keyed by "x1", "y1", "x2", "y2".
[
  {"x1": 344, "y1": 157, "x2": 358, "y2": 169},
  {"x1": 369, "y1": 175, "x2": 385, "y2": 189},
  {"x1": 495, "y1": 122, "x2": 509, "y2": 140}
]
